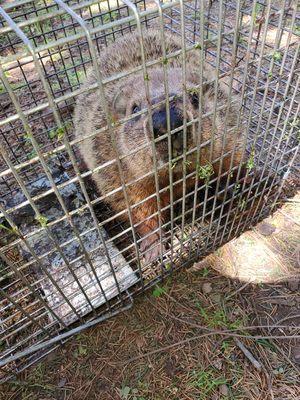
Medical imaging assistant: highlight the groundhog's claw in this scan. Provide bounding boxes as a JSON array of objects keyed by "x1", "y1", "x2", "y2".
[{"x1": 140, "y1": 232, "x2": 165, "y2": 264}]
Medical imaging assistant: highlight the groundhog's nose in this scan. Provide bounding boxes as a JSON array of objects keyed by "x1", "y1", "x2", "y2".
[{"x1": 152, "y1": 105, "x2": 183, "y2": 138}]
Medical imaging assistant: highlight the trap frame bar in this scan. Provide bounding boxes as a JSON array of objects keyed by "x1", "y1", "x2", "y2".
[{"x1": 0, "y1": 0, "x2": 299, "y2": 381}]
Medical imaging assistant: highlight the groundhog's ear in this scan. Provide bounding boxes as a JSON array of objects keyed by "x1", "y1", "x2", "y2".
[{"x1": 112, "y1": 87, "x2": 128, "y2": 117}]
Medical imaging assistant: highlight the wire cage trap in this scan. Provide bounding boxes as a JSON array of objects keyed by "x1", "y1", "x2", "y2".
[{"x1": 0, "y1": 0, "x2": 299, "y2": 381}]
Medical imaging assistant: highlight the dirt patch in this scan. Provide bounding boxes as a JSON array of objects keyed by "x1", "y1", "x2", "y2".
[
  {"x1": 205, "y1": 191, "x2": 300, "y2": 283},
  {"x1": 1, "y1": 193, "x2": 299, "y2": 400}
]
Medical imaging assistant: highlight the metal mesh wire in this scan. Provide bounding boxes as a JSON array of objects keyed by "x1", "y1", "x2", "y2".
[{"x1": 0, "y1": 0, "x2": 299, "y2": 381}]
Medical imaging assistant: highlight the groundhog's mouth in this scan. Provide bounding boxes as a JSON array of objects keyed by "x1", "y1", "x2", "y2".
[
  {"x1": 154, "y1": 126, "x2": 193, "y2": 165},
  {"x1": 149, "y1": 100, "x2": 195, "y2": 163}
]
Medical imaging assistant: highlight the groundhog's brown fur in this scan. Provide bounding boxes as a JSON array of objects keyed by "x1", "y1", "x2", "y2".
[{"x1": 74, "y1": 30, "x2": 246, "y2": 262}]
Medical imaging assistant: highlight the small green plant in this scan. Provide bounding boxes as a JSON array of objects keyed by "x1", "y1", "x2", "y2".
[
  {"x1": 229, "y1": 318, "x2": 245, "y2": 330},
  {"x1": 286, "y1": 117, "x2": 300, "y2": 143},
  {"x1": 171, "y1": 160, "x2": 177, "y2": 169},
  {"x1": 152, "y1": 284, "x2": 167, "y2": 297},
  {"x1": 254, "y1": 3, "x2": 263, "y2": 23},
  {"x1": 66, "y1": 69, "x2": 85, "y2": 87},
  {"x1": 32, "y1": 21, "x2": 43, "y2": 35},
  {"x1": 196, "y1": 303, "x2": 246, "y2": 330},
  {"x1": 194, "y1": 42, "x2": 202, "y2": 50},
  {"x1": 23, "y1": 132, "x2": 37, "y2": 159},
  {"x1": 238, "y1": 198, "x2": 247, "y2": 211},
  {"x1": 233, "y1": 183, "x2": 241, "y2": 194},
  {"x1": 201, "y1": 266, "x2": 210, "y2": 277},
  {"x1": 183, "y1": 160, "x2": 192, "y2": 167},
  {"x1": 23, "y1": 131, "x2": 33, "y2": 141},
  {"x1": 237, "y1": 35, "x2": 247, "y2": 46},
  {"x1": 73, "y1": 343, "x2": 88, "y2": 358},
  {"x1": 190, "y1": 368, "x2": 228, "y2": 399},
  {"x1": 118, "y1": 386, "x2": 144, "y2": 400},
  {"x1": 102, "y1": 11, "x2": 118, "y2": 24},
  {"x1": 164, "y1": 262, "x2": 171, "y2": 271},
  {"x1": 36, "y1": 215, "x2": 48, "y2": 227},
  {"x1": 28, "y1": 149, "x2": 38, "y2": 160},
  {"x1": 221, "y1": 340, "x2": 231, "y2": 353},
  {"x1": 197, "y1": 163, "x2": 214, "y2": 185},
  {"x1": 272, "y1": 51, "x2": 282, "y2": 62},
  {"x1": 293, "y1": 24, "x2": 300, "y2": 35},
  {"x1": 256, "y1": 338, "x2": 276, "y2": 351},
  {"x1": 0, "y1": 71, "x2": 24, "y2": 93},
  {"x1": 246, "y1": 148, "x2": 255, "y2": 171},
  {"x1": 144, "y1": 73, "x2": 149, "y2": 82},
  {"x1": 49, "y1": 126, "x2": 65, "y2": 141},
  {"x1": 162, "y1": 57, "x2": 168, "y2": 65},
  {"x1": 119, "y1": 386, "x2": 131, "y2": 399}
]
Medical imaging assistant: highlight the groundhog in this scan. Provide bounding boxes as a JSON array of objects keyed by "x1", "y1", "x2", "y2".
[{"x1": 74, "y1": 29, "x2": 246, "y2": 263}]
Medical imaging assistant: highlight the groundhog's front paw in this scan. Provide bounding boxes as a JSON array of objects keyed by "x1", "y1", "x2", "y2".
[{"x1": 140, "y1": 232, "x2": 165, "y2": 264}]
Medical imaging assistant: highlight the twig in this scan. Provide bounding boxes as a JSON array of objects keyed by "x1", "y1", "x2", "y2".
[
  {"x1": 121, "y1": 311, "x2": 300, "y2": 365},
  {"x1": 162, "y1": 312, "x2": 300, "y2": 336},
  {"x1": 271, "y1": 313, "x2": 300, "y2": 328},
  {"x1": 234, "y1": 338, "x2": 262, "y2": 370},
  {"x1": 122, "y1": 330, "x2": 300, "y2": 365},
  {"x1": 123, "y1": 332, "x2": 216, "y2": 364},
  {"x1": 225, "y1": 280, "x2": 253, "y2": 300}
]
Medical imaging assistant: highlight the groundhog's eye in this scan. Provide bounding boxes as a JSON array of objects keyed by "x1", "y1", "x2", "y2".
[{"x1": 131, "y1": 104, "x2": 141, "y2": 114}]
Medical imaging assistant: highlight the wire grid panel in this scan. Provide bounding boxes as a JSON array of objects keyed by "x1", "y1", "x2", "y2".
[{"x1": 0, "y1": 0, "x2": 299, "y2": 381}]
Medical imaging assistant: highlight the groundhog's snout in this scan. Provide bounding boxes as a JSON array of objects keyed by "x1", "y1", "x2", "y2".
[{"x1": 152, "y1": 104, "x2": 184, "y2": 157}]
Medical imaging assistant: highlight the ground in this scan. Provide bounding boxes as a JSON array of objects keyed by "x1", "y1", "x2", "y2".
[{"x1": 1, "y1": 193, "x2": 299, "y2": 400}]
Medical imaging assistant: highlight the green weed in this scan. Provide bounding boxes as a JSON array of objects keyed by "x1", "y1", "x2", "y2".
[
  {"x1": 238, "y1": 198, "x2": 247, "y2": 211},
  {"x1": 256, "y1": 338, "x2": 276, "y2": 351},
  {"x1": 171, "y1": 160, "x2": 177, "y2": 169},
  {"x1": 152, "y1": 285, "x2": 167, "y2": 298},
  {"x1": 118, "y1": 386, "x2": 145, "y2": 400},
  {"x1": 221, "y1": 340, "x2": 231, "y2": 353},
  {"x1": 102, "y1": 11, "x2": 118, "y2": 24},
  {"x1": 164, "y1": 262, "x2": 171, "y2": 271},
  {"x1": 190, "y1": 368, "x2": 228, "y2": 399},
  {"x1": 65, "y1": 69, "x2": 85, "y2": 88},
  {"x1": 48, "y1": 122, "x2": 71, "y2": 141},
  {"x1": 183, "y1": 160, "x2": 192, "y2": 167},
  {"x1": 272, "y1": 51, "x2": 282, "y2": 62},
  {"x1": 233, "y1": 183, "x2": 241, "y2": 194},
  {"x1": 201, "y1": 266, "x2": 210, "y2": 277},
  {"x1": 196, "y1": 302, "x2": 246, "y2": 330},
  {"x1": 73, "y1": 344, "x2": 88, "y2": 358},
  {"x1": 246, "y1": 148, "x2": 255, "y2": 171},
  {"x1": 35, "y1": 215, "x2": 48, "y2": 227},
  {"x1": 28, "y1": 149, "x2": 38, "y2": 160},
  {"x1": 197, "y1": 163, "x2": 214, "y2": 185},
  {"x1": 286, "y1": 117, "x2": 300, "y2": 143},
  {"x1": 253, "y1": 3, "x2": 263, "y2": 23}
]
